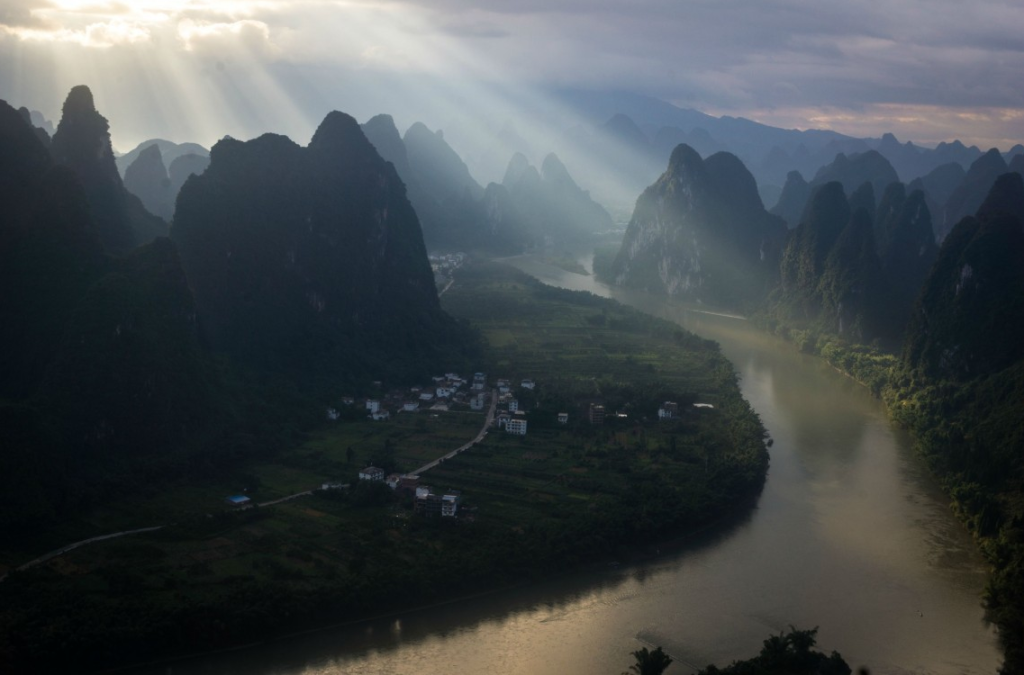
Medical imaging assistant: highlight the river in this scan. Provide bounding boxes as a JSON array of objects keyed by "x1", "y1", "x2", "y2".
[{"x1": 152, "y1": 255, "x2": 1001, "y2": 675}]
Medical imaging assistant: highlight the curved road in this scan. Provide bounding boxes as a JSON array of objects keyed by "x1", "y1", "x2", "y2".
[{"x1": 412, "y1": 389, "x2": 497, "y2": 475}]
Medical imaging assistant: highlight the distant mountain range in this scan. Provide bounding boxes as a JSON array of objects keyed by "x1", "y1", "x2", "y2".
[{"x1": 362, "y1": 114, "x2": 615, "y2": 253}]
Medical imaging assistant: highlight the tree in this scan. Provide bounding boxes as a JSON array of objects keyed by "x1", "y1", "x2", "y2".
[{"x1": 623, "y1": 646, "x2": 673, "y2": 675}]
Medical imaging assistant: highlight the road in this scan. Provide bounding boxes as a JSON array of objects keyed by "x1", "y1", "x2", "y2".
[
  {"x1": 411, "y1": 388, "x2": 497, "y2": 475},
  {"x1": 0, "y1": 526, "x2": 163, "y2": 582}
]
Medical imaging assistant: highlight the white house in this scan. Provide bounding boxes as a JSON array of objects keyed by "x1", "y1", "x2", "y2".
[
  {"x1": 470, "y1": 394, "x2": 485, "y2": 410},
  {"x1": 506, "y1": 418, "x2": 528, "y2": 435},
  {"x1": 326, "y1": 407, "x2": 340, "y2": 421},
  {"x1": 419, "y1": 392, "x2": 435, "y2": 402},
  {"x1": 508, "y1": 399, "x2": 519, "y2": 413},
  {"x1": 365, "y1": 399, "x2": 380, "y2": 413},
  {"x1": 520, "y1": 379, "x2": 535, "y2": 390},
  {"x1": 403, "y1": 401, "x2": 420, "y2": 412},
  {"x1": 370, "y1": 410, "x2": 390, "y2": 421},
  {"x1": 359, "y1": 466, "x2": 385, "y2": 482},
  {"x1": 436, "y1": 386, "x2": 454, "y2": 398}
]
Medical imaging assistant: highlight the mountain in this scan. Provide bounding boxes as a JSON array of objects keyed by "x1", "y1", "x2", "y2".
[
  {"x1": 903, "y1": 172, "x2": 1024, "y2": 380},
  {"x1": 810, "y1": 150, "x2": 899, "y2": 198},
  {"x1": 123, "y1": 144, "x2": 173, "y2": 221},
  {"x1": 608, "y1": 144, "x2": 786, "y2": 309},
  {"x1": 906, "y1": 162, "x2": 966, "y2": 236},
  {"x1": 361, "y1": 113, "x2": 413, "y2": 184},
  {"x1": 938, "y1": 149, "x2": 1010, "y2": 241},
  {"x1": 497, "y1": 152, "x2": 616, "y2": 243},
  {"x1": 115, "y1": 138, "x2": 209, "y2": 177},
  {"x1": 404, "y1": 122, "x2": 484, "y2": 204},
  {"x1": 167, "y1": 153, "x2": 210, "y2": 203},
  {"x1": 876, "y1": 185, "x2": 938, "y2": 336},
  {"x1": 770, "y1": 170, "x2": 812, "y2": 229},
  {"x1": 49, "y1": 85, "x2": 167, "y2": 252},
  {"x1": 1010, "y1": 153, "x2": 1024, "y2": 176},
  {"x1": 172, "y1": 111, "x2": 465, "y2": 382},
  {"x1": 777, "y1": 182, "x2": 851, "y2": 319},
  {"x1": 816, "y1": 207, "x2": 884, "y2": 341}
]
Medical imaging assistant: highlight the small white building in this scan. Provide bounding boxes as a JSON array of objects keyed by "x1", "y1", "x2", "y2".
[
  {"x1": 370, "y1": 410, "x2": 391, "y2": 421},
  {"x1": 520, "y1": 379, "x2": 535, "y2": 390},
  {"x1": 470, "y1": 394, "x2": 485, "y2": 411},
  {"x1": 506, "y1": 418, "x2": 528, "y2": 435},
  {"x1": 326, "y1": 407, "x2": 340, "y2": 421},
  {"x1": 508, "y1": 399, "x2": 519, "y2": 413},
  {"x1": 436, "y1": 386, "x2": 454, "y2": 398},
  {"x1": 366, "y1": 399, "x2": 380, "y2": 413},
  {"x1": 403, "y1": 401, "x2": 420, "y2": 412},
  {"x1": 359, "y1": 466, "x2": 385, "y2": 482},
  {"x1": 419, "y1": 392, "x2": 435, "y2": 402}
]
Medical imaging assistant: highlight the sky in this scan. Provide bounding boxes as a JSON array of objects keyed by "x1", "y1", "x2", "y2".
[{"x1": 1, "y1": 0, "x2": 1022, "y2": 160}]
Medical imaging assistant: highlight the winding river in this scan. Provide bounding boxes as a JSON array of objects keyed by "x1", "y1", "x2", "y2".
[{"x1": 152, "y1": 256, "x2": 1001, "y2": 674}]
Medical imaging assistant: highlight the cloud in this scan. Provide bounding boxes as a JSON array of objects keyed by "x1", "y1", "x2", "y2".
[
  {"x1": 177, "y1": 18, "x2": 279, "y2": 57},
  {"x1": 0, "y1": 0, "x2": 54, "y2": 30}
]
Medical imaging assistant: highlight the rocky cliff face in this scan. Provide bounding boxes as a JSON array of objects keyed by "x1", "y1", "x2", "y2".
[
  {"x1": 904, "y1": 172, "x2": 1024, "y2": 380},
  {"x1": 610, "y1": 144, "x2": 786, "y2": 309},
  {"x1": 172, "y1": 111, "x2": 461, "y2": 381}
]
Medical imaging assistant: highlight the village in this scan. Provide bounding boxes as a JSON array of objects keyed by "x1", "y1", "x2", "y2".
[{"x1": 314, "y1": 368, "x2": 711, "y2": 521}]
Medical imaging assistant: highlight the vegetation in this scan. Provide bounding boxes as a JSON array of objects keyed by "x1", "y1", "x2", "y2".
[
  {"x1": 696, "y1": 627, "x2": 850, "y2": 675},
  {"x1": 623, "y1": 646, "x2": 673, "y2": 675}
]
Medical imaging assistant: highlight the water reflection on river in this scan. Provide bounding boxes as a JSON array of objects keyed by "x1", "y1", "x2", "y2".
[{"x1": 152, "y1": 256, "x2": 1001, "y2": 675}]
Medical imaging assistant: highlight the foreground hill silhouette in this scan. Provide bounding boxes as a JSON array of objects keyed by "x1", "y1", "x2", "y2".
[
  {"x1": 172, "y1": 111, "x2": 469, "y2": 383},
  {"x1": 0, "y1": 97, "x2": 223, "y2": 533}
]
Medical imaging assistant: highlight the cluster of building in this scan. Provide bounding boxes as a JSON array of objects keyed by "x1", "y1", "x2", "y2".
[
  {"x1": 428, "y1": 252, "x2": 466, "y2": 276},
  {"x1": 493, "y1": 377, "x2": 541, "y2": 435},
  {"x1": 354, "y1": 466, "x2": 462, "y2": 518},
  {"x1": 326, "y1": 371, "x2": 493, "y2": 422}
]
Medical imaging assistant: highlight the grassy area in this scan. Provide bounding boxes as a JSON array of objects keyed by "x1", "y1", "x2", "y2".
[{"x1": 0, "y1": 261, "x2": 768, "y2": 672}]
